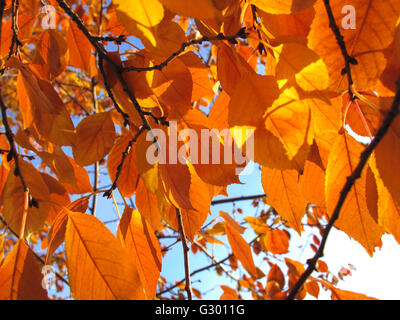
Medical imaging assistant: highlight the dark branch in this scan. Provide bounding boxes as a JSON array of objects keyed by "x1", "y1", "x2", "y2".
[
  {"x1": 323, "y1": 0, "x2": 357, "y2": 98},
  {"x1": 176, "y1": 208, "x2": 193, "y2": 300},
  {"x1": 0, "y1": 95, "x2": 27, "y2": 191},
  {"x1": 103, "y1": 127, "x2": 146, "y2": 198},
  {"x1": 122, "y1": 28, "x2": 249, "y2": 73},
  {"x1": 211, "y1": 194, "x2": 266, "y2": 206}
]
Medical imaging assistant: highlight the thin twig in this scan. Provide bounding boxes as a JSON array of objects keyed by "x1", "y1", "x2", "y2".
[
  {"x1": 122, "y1": 28, "x2": 249, "y2": 73},
  {"x1": 211, "y1": 194, "x2": 266, "y2": 205},
  {"x1": 103, "y1": 127, "x2": 146, "y2": 198},
  {"x1": 193, "y1": 240, "x2": 239, "y2": 282},
  {"x1": 176, "y1": 208, "x2": 193, "y2": 300},
  {"x1": 157, "y1": 236, "x2": 260, "y2": 296},
  {"x1": 90, "y1": 77, "x2": 99, "y2": 216},
  {"x1": 287, "y1": 79, "x2": 400, "y2": 300}
]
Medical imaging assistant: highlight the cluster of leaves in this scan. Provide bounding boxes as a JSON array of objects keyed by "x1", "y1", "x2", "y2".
[{"x1": 0, "y1": 0, "x2": 399, "y2": 300}]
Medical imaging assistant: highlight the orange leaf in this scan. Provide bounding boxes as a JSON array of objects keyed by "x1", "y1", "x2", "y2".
[
  {"x1": 66, "y1": 21, "x2": 92, "y2": 71},
  {"x1": 316, "y1": 279, "x2": 377, "y2": 300},
  {"x1": 251, "y1": 0, "x2": 316, "y2": 14},
  {"x1": 163, "y1": 167, "x2": 212, "y2": 240},
  {"x1": 73, "y1": 112, "x2": 116, "y2": 167},
  {"x1": 228, "y1": 73, "x2": 280, "y2": 127},
  {"x1": 3, "y1": 160, "x2": 50, "y2": 237},
  {"x1": 65, "y1": 212, "x2": 145, "y2": 300},
  {"x1": 375, "y1": 116, "x2": 400, "y2": 206},
  {"x1": 117, "y1": 207, "x2": 162, "y2": 299},
  {"x1": 261, "y1": 167, "x2": 307, "y2": 234},
  {"x1": 222, "y1": 215, "x2": 257, "y2": 277},
  {"x1": 263, "y1": 229, "x2": 290, "y2": 255},
  {"x1": 135, "y1": 179, "x2": 162, "y2": 231},
  {"x1": 325, "y1": 132, "x2": 383, "y2": 256},
  {"x1": 0, "y1": 240, "x2": 48, "y2": 300},
  {"x1": 159, "y1": 0, "x2": 221, "y2": 19}
]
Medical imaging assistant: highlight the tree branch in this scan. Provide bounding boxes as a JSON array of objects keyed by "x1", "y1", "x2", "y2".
[
  {"x1": 0, "y1": 95, "x2": 27, "y2": 191},
  {"x1": 211, "y1": 194, "x2": 266, "y2": 206},
  {"x1": 176, "y1": 208, "x2": 193, "y2": 300},
  {"x1": 287, "y1": 79, "x2": 400, "y2": 300},
  {"x1": 103, "y1": 127, "x2": 146, "y2": 198},
  {"x1": 323, "y1": 0, "x2": 357, "y2": 98},
  {"x1": 193, "y1": 240, "x2": 239, "y2": 282},
  {"x1": 122, "y1": 28, "x2": 249, "y2": 73},
  {"x1": 90, "y1": 77, "x2": 99, "y2": 216}
]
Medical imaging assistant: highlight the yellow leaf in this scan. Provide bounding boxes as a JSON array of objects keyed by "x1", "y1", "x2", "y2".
[
  {"x1": 40, "y1": 172, "x2": 70, "y2": 226},
  {"x1": 65, "y1": 212, "x2": 146, "y2": 300},
  {"x1": 46, "y1": 198, "x2": 89, "y2": 265},
  {"x1": 73, "y1": 112, "x2": 116, "y2": 167},
  {"x1": 275, "y1": 43, "x2": 329, "y2": 91},
  {"x1": 265, "y1": 88, "x2": 312, "y2": 159},
  {"x1": 220, "y1": 211, "x2": 246, "y2": 234},
  {"x1": 244, "y1": 216, "x2": 269, "y2": 234},
  {"x1": 182, "y1": 109, "x2": 240, "y2": 186},
  {"x1": 0, "y1": 240, "x2": 48, "y2": 300},
  {"x1": 114, "y1": 0, "x2": 164, "y2": 47},
  {"x1": 60, "y1": 155, "x2": 93, "y2": 195},
  {"x1": 118, "y1": 208, "x2": 162, "y2": 299}
]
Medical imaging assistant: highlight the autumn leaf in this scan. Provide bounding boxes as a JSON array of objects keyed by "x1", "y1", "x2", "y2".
[
  {"x1": 251, "y1": 0, "x2": 317, "y2": 14},
  {"x1": 66, "y1": 21, "x2": 92, "y2": 72},
  {"x1": 325, "y1": 132, "x2": 384, "y2": 256},
  {"x1": 159, "y1": 0, "x2": 221, "y2": 20},
  {"x1": 65, "y1": 212, "x2": 146, "y2": 300},
  {"x1": 222, "y1": 214, "x2": 258, "y2": 277},
  {"x1": 308, "y1": 0, "x2": 400, "y2": 91},
  {"x1": 3, "y1": 160, "x2": 50, "y2": 237},
  {"x1": 73, "y1": 112, "x2": 116, "y2": 167},
  {"x1": 0, "y1": 240, "x2": 48, "y2": 300},
  {"x1": 261, "y1": 167, "x2": 307, "y2": 234},
  {"x1": 117, "y1": 207, "x2": 162, "y2": 299}
]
